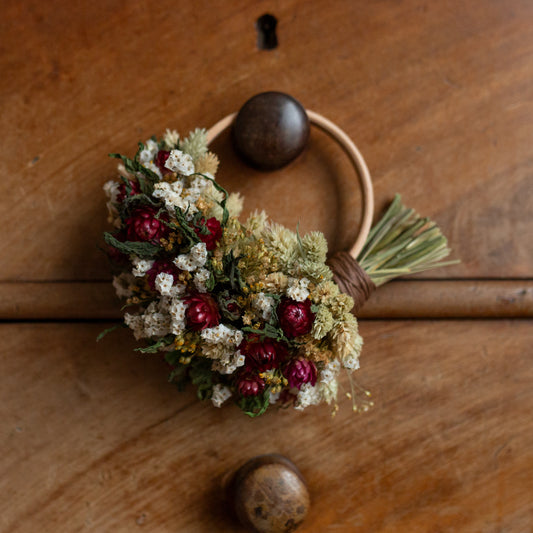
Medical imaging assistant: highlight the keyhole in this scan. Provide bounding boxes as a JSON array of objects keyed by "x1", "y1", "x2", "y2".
[{"x1": 256, "y1": 14, "x2": 278, "y2": 50}]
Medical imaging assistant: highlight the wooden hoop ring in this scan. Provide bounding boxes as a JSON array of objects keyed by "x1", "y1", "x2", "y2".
[{"x1": 207, "y1": 110, "x2": 374, "y2": 259}]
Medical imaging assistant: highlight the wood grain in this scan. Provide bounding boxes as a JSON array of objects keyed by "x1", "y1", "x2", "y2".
[
  {"x1": 1, "y1": 321, "x2": 531, "y2": 532},
  {"x1": 0, "y1": 0, "x2": 532, "y2": 281},
  {"x1": 1, "y1": 280, "x2": 532, "y2": 320}
]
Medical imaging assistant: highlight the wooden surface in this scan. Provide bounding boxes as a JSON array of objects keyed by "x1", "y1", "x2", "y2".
[
  {"x1": 1, "y1": 280, "x2": 532, "y2": 320},
  {"x1": 1, "y1": 0, "x2": 532, "y2": 282},
  {"x1": 2, "y1": 321, "x2": 532, "y2": 532},
  {"x1": 1, "y1": 1, "x2": 532, "y2": 532}
]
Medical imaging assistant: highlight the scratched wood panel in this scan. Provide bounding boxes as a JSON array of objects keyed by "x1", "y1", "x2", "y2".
[
  {"x1": 0, "y1": 0, "x2": 532, "y2": 281},
  {"x1": 1, "y1": 321, "x2": 532, "y2": 532}
]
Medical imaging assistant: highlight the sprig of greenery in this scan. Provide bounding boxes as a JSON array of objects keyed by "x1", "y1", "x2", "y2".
[
  {"x1": 109, "y1": 152, "x2": 158, "y2": 194},
  {"x1": 189, "y1": 357, "x2": 214, "y2": 400},
  {"x1": 135, "y1": 336, "x2": 174, "y2": 353},
  {"x1": 103, "y1": 232, "x2": 160, "y2": 257},
  {"x1": 96, "y1": 323, "x2": 125, "y2": 342},
  {"x1": 195, "y1": 172, "x2": 230, "y2": 225},
  {"x1": 357, "y1": 195, "x2": 459, "y2": 286},
  {"x1": 237, "y1": 388, "x2": 271, "y2": 417}
]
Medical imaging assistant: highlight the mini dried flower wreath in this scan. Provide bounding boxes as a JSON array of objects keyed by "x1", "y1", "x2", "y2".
[{"x1": 101, "y1": 116, "x2": 455, "y2": 417}]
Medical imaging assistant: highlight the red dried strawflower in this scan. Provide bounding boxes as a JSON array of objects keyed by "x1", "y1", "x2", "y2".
[
  {"x1": 117, "y1": 179, "x2": 141, "y2": 203},
  {"x1": 284, "y1": 358, "x2": 317, "y2": 389},
  {"x1": 236, "y1": 374, "x2": 265, "y2": 397},
  {"x1": 125, "y1": 206, "x2": 169, "y2": 243},
  {"x1": 184, "y1": 293, "x2": 220, "y2": 331},
  {"x1": 277, "y1": 298, "x2": 315, "y2": 338},
  {"x1": 154, "y1": 150, "x2": 173, "y2": 176},
  {"x1": 240, "y1": 336, "x2": 288, "y2": 371},
  {"x1": 194, "y1": 217, "x2": 223, "y2": 251}
]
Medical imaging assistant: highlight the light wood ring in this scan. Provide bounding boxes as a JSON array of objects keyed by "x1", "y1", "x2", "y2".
[{"x1": 207, "y1": 110, "x2": 374, "y2": 259}]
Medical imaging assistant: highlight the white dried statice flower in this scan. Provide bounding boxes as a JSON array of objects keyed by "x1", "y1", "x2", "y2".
[
  {"x1": 174, "y1": 242, "x2": 207, "y2": 272},
  {"x1": 319, "y1": 359, "x2": 341, "y2": 384},
  {"x1": 317, "y1": 379, "x2": 338, "y2": 405},
  {"x1": 341, "y1": 352, "x2": 361, "y2": 371},
  {"x1": 269, "y1": 390, "x2": 281, "y2": 404},
  {"x1": 131, "y1": 256, "x2": 154, "y2": 277},
  {"x1": 155, "y1": 276, "x2": 186, "y2": 298},
  {"x1": 294, "y1": 383, "x2": 321, "y2": 411},
  {"x1": 183, "y1": 175, "x2": 210, "y2": 205},
  {"x1": 286, "y1": 277, "x2": 310, "y2": 302},
  {"x1": 201, "y1": 324, "x2": 243, "y2": 347},
  {"x1": 165, "y1": 149, "x2": 195, "y2": 176},
  {"x1": 317, "y1": 360, "x2": 341, "y2": 405},
  {"x1": 153, "y1": 181, "x2": 194, "y2": 213},
  {"x1": 124, "y1": 300, "x2": 171, "y2": 340},
  {"x1": 211, "y1": 384, "x2": 232, "y2": 408},
  {"x1": 212, "y1": 350, "x2": 245, "y2": 375},
  {"x1": 138, "y1": 139, "x2": 159, "y2": 165},
  {"x1": 155, "y1": 272, "x2": 174, "y2": 295},
  {"x1": 143, "y1": 308, "x2": 171, "y2": 338},
  {"x1": 163, "y1": 129, "x2": 180, "y2": 149},
  {"x1": 124, "y1": 312, "x2": 145, "y2": 340},
  {"x1": 142, "y1": 161, "x2": 163, "y2": 180},
  {"x1": 193, "y1": 268, "x2": 211, "y2": 293},
  {"x1": 252, "y1": 292, "x2": 275, "y2": 321},
  {"x1": 112, "y1": 273, "x2": 134, "y2": 298},
  {"x1": 201, "y1": 325, "x2": 244, "y2": 371},
  {"x1": 169, "y1": 298, "x2": 188, "y2": 335}
]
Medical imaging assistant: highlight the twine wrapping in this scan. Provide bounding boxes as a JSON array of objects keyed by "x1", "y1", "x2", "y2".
[{"x1": 327, "y1": 251, "x2": 376, "y2": 314}]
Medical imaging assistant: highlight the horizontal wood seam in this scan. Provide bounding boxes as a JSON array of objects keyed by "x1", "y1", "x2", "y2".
[{"x1": 0, "y1": 280, "x2": 532, "y2": 319}]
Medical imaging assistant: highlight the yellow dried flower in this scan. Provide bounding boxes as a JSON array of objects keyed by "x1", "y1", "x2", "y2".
[
  {"x1": 242, "y1": 311, "x2": 254, "y2": 325},
  {"x1": 195, "y1": 151, "x2": 220, "y2": 175},
  {"x1": 311, "y1": 306, "x2": 335, "y2": 339},
  {"x1": 312, "y1": 280, "x2": 340, "y2": 304},
  {"x1": 302, "y1": 231, "x2": 328, "y2": 263},
  {"x1": 263, "y1": 272, "x2": 289, "y2": 293},
  {"x1": 329, "y1": 314, "x2": 363, "y2": 365}
]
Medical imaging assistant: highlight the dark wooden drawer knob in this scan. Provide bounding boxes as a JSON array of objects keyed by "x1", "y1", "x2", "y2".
[
  {"x1": 228, "y1": 454, "x2": 310, "y2": 532},
  {"x1": 232, "y1": 92, "x2": 310, "y2": 170}
]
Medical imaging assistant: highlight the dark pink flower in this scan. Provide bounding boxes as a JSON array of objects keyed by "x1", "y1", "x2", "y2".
[
  {"x1": 194, "y1": 217, "x2": 223, "y2": 251},
  {"x1": 236, "y1": 374, "x2": 265, "y2": 397},
  {"x1": 184, "y1": 293, "x2": 220, "y2": 331},
  {"x1": 125, "y1": 206, "x2": 169, "y2": 243},
  {"x1": 117, "y1": 179, "x2": 141, "y2": 203},
  {"x1": 146, "y1": 260, "x2": 180, "y2": 291},
  {"x1": 240, "y1": 336, "x2": 288, "y2": 371},
  {"x1": 277, "y1": 298, "x2": 315, "y2": 338},
  {"x1": 284, "y1": 358, "x2": 317, "y2": 389},
  {"x1": 154, "y1": 150, "x2": 173, "y2": 176}
]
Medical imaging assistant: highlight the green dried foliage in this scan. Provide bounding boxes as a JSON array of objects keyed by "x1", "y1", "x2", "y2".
[{"x1": 358, "y1": 195, "x2": 459, "y2": 286}]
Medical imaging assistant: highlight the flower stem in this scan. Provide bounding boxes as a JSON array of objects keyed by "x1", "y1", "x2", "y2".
[{"x1": 357, "y1": 195, "x2": 459, "y2": 286}]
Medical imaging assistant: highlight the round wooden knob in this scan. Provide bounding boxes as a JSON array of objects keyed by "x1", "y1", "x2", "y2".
[
  {"x1": 228, "y1": 454, "x2": 310, "y2": 533},
  {"x1": 232, "y1": 92, "x2": 310, "y2": 170}
]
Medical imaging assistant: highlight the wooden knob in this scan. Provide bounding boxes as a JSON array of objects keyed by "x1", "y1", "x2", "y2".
[
  {"x1": 228, "y1": 454, "x2": 310, "y2": 533},
  {"x1": 232, "y1": 92, "x2": 310, "y2": 170}
]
